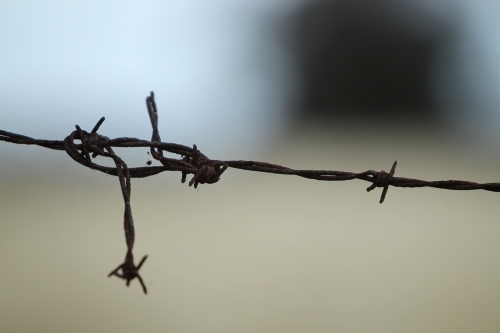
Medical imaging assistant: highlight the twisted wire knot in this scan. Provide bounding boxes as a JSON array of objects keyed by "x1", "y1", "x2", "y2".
[
  {"x1": 366, "y1": 161, "x2": 397, "y2": 203},
  {"x1": 82, "y1": 131, "x2": 109, "y2": 147},
  {"x1": 80, "y1": 132, "x2": 110, "y2": 156},
  {"x1": 188, "y1": 163, "x2": 228, "y2": 188},
  {"x1": 108, "y1": 249, "x2": 148, "y2": 294},
  {"x1": 180, "y1": 145, "x2": 228, "y2": 188},
  {"x1": 72, "y1": 117, "x2": 109, "y2": 161}
]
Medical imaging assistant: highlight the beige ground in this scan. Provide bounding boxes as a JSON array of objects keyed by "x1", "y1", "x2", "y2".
[{"x1": 1, "y1": 122, "x2": 500, "y2": 333}]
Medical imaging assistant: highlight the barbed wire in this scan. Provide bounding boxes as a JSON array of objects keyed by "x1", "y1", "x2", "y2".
[{"x1": 1, "y1": 91, "x2": 499, "y2": 294}]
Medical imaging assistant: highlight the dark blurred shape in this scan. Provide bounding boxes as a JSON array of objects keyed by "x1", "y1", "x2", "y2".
[{"x1": 289, "y1": 0, "x2": 457, "y2": 122}]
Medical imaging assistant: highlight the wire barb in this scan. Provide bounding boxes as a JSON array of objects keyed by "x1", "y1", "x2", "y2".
[
  {"x1": 108, "y1": 250, "x2": 148, "y2": 294},
  {"x1": 2, "y1": 92, "x2": 500, "y2": 293},
  {"x1": 366, "y1": 161, "x2": 397, "y2": 203}
]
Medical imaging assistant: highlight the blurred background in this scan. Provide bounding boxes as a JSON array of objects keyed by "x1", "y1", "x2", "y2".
[{"x1": 1, "y1": 0, "x2": 500, "y2": 332}]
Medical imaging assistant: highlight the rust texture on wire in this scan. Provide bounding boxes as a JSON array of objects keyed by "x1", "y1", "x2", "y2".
[{"x1": 1, "y1": 92, "x2": 500, "y2": 294}]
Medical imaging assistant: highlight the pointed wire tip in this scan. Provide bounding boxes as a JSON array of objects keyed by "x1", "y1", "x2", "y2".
[
  {"x1": 91, "y1": 117, "x2": 106, "y2": 134},
  {"x1": 390, "y1": 160, "x2": 397, "y2": 174}
]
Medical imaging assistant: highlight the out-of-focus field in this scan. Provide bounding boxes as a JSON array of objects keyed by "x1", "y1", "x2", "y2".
[{"x1": 1, "y1": 122, "x2": 500, "y2": 333}]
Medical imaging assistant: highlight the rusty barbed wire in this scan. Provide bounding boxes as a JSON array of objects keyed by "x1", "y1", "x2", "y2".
[{"x1": 2, "y1": 91, "x2": 500, "y2": 294}]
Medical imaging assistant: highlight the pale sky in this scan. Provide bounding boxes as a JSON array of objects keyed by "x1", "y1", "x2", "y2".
[
  {"x1": 2, "y1": 0, "x2": 500, "y2": 154},
  {"x1": 0, "y1": 0, "x2": 301, "y2": 158}
]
